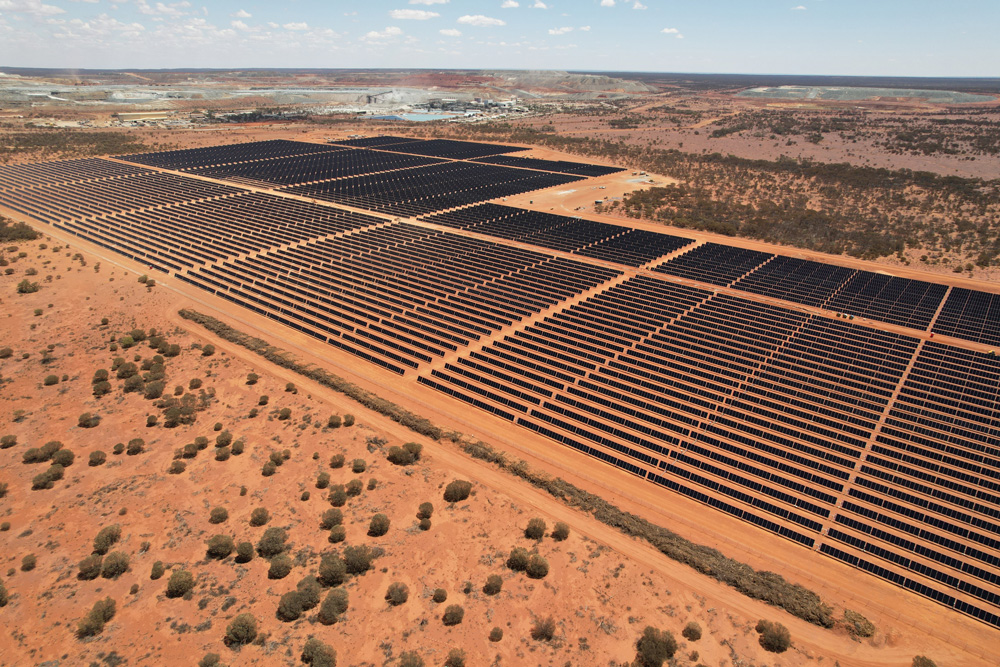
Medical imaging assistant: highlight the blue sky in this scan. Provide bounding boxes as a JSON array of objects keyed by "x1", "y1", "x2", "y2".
[{"x1": 0, "y1": 0, "x2": 995, "y2": 76}]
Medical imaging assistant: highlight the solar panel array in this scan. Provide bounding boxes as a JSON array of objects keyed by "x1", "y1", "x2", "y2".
[
  {"x1": 2, "y1": 139, "x2": 1000, "y2": 629},
  {"x1": 472, "y1": 154, "x2": 626, "y2": 177}
]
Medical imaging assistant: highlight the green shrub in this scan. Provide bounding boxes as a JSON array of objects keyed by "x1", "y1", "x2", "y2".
[
  {"x1": 419, "y1": 517, "x2": 431, "y2": 531},
  {"x1": 166, "y1": 569, "x2": 195, "y2": 598},
  {"x1": 682, "y1": 621, "x2": 702, "y2": 641},
  {"x1": 432, "y1": 588, "x2": 447, "y2": 603},
  {"x1": 168, "y1": 460, "x2": 186, "y2": 474},
  {"x1": 257, "y1": 526, "x2": 288, "y2": 557},
  {"x1": 385, "y1": 582, "x2": 409, "y2": 606},
  {"x1": 126, "y1": 438, "x2": 144, "y2": 455},
  {"x1": 328, "y1": 526, "x2": 346, "y2": 543},
  {"x1": 201, "y1": 344, "x2": 215, "y2": 357},
  {"x1": 444, "y1": 648, "x2": 466, "y2": 667},
  {"x1": 489, "y1": 626, "x2": 503, "y2": 642},
  {"x1": 43, "y1": 374, "x2": 58, "y2": 386},
  {"x1": 276, "y1": 590, "x2": 304, "y2": 621},
  {"x1": 150, "y1": 561, "x2": 165, "y2": 580},
  {"x1": 0, "y1": 580, "x2": 7, "y2": 607},
  {"x1": 552, "y1": 522, "x2": 570, "y2": 541},
  {"x1": 215, "y1": 447, "x2": 231, "y2": 461},
  {"x1": 225, "y1": 613, "x2": 257, "y2": 646},
  {"x1": 246, "y1": 373, "x2": 258, "y2": 385},
  {"x1": 912, "y1": 658, "x2": 937, "y2": 667},
  {"x1": 78, "y1": 412, "x2": 101, "y2": 428},
  {"x1": 506, "y1": 547, "x2": 530, "y2": 572},
  {"x1": 483, "y1": 574, "x2": 503, "y2": 596},
  {"x1": 329, "y1": 454, "x2": 345, "y2": 469},
  {"x1": 367, "y1": 478, "x2": 377, "y2": 490},
  {"x1": 756, "y1": 620, "x2": 791, "y2": 653},
  {"x1": 316, "y1": 472, "x2": 331, "y2": 489},
  {"x1": 235, "y1": 541, "x2": 254, "y2": 564},
  {"x1": 209, "y1": 507, "x2": 229, "y2": 524},
  {"x1": 261, "y1": 461, "x2": 276, "y2": 477},
  {"x1": 23, "y1": 440, "x2": 62, "y2": 463},
  {"x1": 442, "y1": 604, "x2": 464, "y2": 626},
  {"x1": 317, "y1": 588, "x2": 348, "y2": 625},
  {"x1": 368, "y1": 513, "x2": 390, "y2": 537},
  {"x1": 16, "y1": 278, "x2": 39, "y2": 294},
  {"x1": 320, "y1": 508, "x2": 343, "y2": 530},
  {"x1": 215, "y1": 431, "x2": 232, "y2": 448},
  {"x1": 524, "y1": 517, "x2": 546, "y2": 540},
  {"x1": 297, "y1": 575, "x2": 322, "y2": 611},
  {"x1": 844, "y1": 609, "x2": 875, "y2": 638},
  {"x1": 249, "y1": 507, "x2": 270, "y2": 527},
  {"x1": 78, "y1": 554, "x2": 103, "y2": 581},
  {"x1": 93, "y1": 381, "x2": 112, "y2": 397},
  {"x1": 231, "y1": 439, "x2": 244, "y2": 455},
  {"x1": 343, "y1": 544, "x2": 376, "y2": 575},
  {"x1": 93, "y1": 525, "x2": 121, "y2": 555},
  {"x1": 301, "y1": 637, "x2": 336, "y2": 666},
  {"x1": 345, "y1": 479, "x2": 362, "y2": 497},
  {"x1": 635, "y1": 626, "x2": 677, "y2": 666},
  {"x1": 328, "y1": 485, "x2": 347, "y2": 507},
  {"x1": 399, "y1": 653, "x2": 424, "y2": 667},
  {"x1": 76, "y1": 597, "x2": 116, "y2": 638},
  {"x1": 531, "y1": 616, "x2": 556, "y2": 641},
  {"x1": 343, "y1": 414, "x2": 355, "y2": 427},
  {"x1": 207, "y1": 535, "x2": 235, "y2": 559},
  {"x1": 443, "y1": 480, "x2": 472, "y2": 503},
  {"x1": 268, "y1": 554, "x2": 293, "y2": 579},
  {"x1": 0, "y1": 348, "x2": 12, "y2": 360},
  {"x1": 351, "y1": 458, "x2": 366, "y2": 474},
  {"x1": 526, "y1": 554, "x2": 549, "y2": 579},
  {"x1": 198, "y1": 653, "x2": 222, "y2": 667},
  {"x1": 417, "y1": 502, "x2": 434, "y2": 519},
  {"x1": 318, "y1": 553, "x2": 347, "y2": 587},
  {"x1": 0, "y1": 435, "x2": 16, "y2": 449},
  {"x1": 387, "y1": 447, "x2": 414, "y2": 466},
  {"x1": 100, "y1": 552, "x2": 129, "y2": 579},
  {"x1": 277, "y1": 407, "x2": 292, "y2": 420},
  {"x1": 327, "y1": 414, "x2": 341, "y2": 429}
]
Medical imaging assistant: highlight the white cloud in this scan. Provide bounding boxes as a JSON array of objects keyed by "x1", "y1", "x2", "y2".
[
  {"x1": 532, "y1": 0, "x2": 547, "y2": 7},
  {"x1": 363, "y1": 25, "x2": 403, "y2": 40},
  {"x1": 283, "y1": 22, "x2": 308, "y2": 30},
  {"x1": 501, "y1": 0, "x2": 518, "y2": 6},
  {"x1": 661, "y1": 27, "x2": 684, "y2": 38},
  {"x1": 633, "y1": 1, "x2": 647, "y2": 8},
  {"x1": 409, "y1": 0, "x2": 448, "y2": 3},
  {"x1": 230, "y1": 9, "x2": 251, "y2": 18},
  {"x1": 0, "y1": 0, "x2": 66, "y2": 16},
  {"x1": 579, "y1": 25, "x2": 590, "y2": 31},
  {"x1": 600, "y1": 0, "x2": 615, "y2": 6},
  {"x1": 230, "y1": 19, "x2": 247, "y2": 29},
  {"x1": 134, "y1": 0, "x2": 192, "y2": 18},
  {"x1": 389, "y1": 9, "x2": 439, "y2": 19},
  {"x1": 439, "y1": 28, "x2": 461, "y2": 36},
  {"x1": 457, "y1": 14, "x2": 505, "y2": 27},
  {"x1": 792, "y1": 4, "x2": 806, "y2": 9},
  {"x1": 548, "y1": 26, "x2": 572, "y2": 35}
]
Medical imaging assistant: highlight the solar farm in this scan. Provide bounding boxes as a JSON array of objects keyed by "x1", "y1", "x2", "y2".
[{"x1": 2, "y1": 136, "x2": 1000, "y2": 632}]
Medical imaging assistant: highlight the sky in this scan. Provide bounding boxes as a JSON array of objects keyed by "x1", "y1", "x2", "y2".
[{"x1": 0, "y1": 0, "x2": 996, "y2": 77}]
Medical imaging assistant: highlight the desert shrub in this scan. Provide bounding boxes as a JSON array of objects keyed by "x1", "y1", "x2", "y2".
[
  {"x1": 368, "y1": 513, "x2": 390, "y2": 537},
  {"x1": 342, "y1": 414, "x2": 355, "y2": 427},
  {"x1": 443, "y1": 480, "x2": 472, "y2": 503},
  {"x1": 225, "y1": 613, "x2": 257, "y2": 646},
  {"x1": 277, "y1": 590, "x2": 304, "y2": 621},
  {"x1": 93, "y1": 381, "x2": 112, "y2": 397},
  {"x1": 207, "y1": 535, "x2": 235, "y2": 559},
  {"x1": 524, "y1": 517, "x2": 546, "y2": 540},
  {"x1": 489, "y1": 626, "x2": 503, "y2": 642},
  {"x1": 0, "y1": 435, "x2": 16, "y2": 449},
  {"x1": 442, "y1": 604, "x2": 464, "y2": 626},
  {"x1": 168, "y1": 460, "x2": 186, "y2": 474},
  {"x1": 20, "y1": 554, "x2": 36, "y2": 571},
  {"x1": 756, "y1": 620, "x2": 791, "y2": 653},
  {"x1": 328, "y1": 485, "x2": 347, "y2": 507},
  {"x1": 76, "y1": 597, "x2": 116, "y2": 638},
  {"x1": 166, "y1": 569, "x2": 195, "y2": 598},
  {"x1": 215, "y1": 447, "x2": 231, "y2": 461},
  {"x1": 195, "y1": 436, "x2": 209, "y2": 450},
  {"x1": 327, "y1": 415, "x2": 341, "y2": 429},
  {"x1": 343, "y1": 544, "x2": 376, "y2": 575},
  {"x1": 552, "y1": 522, "x2": 570, "y2": 541},
  {"x1": 385, "y1": 582, "x2": 409, "y2": 606},
  {"x1": 43, "y1": 374, "x2": 58, "y2": 386},
  {"x1": 301, "y1": 491, "x2": 310, "y2": 501},
  {"x1": 92, "y1": 369, "x2": 109, "y2": 384},
  {"x1": 296, "y1": 576, "x2": 322, "y2": 611},
  {"x1": 258, "y1": 395, "x2": 269, "y2": 406},
  {"x1": 209, "y1": 507, "x2": 229, "y2": 524},
  {"x1": 418, "y1": 517, "x2": 431, "y2": 531},
  {"x1": 399, "y1": 653, "x2": 424, "y2": 667},
  {"x1": 631, "y1": 628, "x2": 675, "y2": 667},
  {"x1": 126, "y1": 438, "x2": 144, "y2": 455},
  {"x1": 78, "y1": 554, "x2": 103, "y2": 580},
  {"x1": 320, "y1": 508, "x2": 343, "y2": 530},
  {"x1": 269, "y1": 554, "x2": 293, "y2": 579},
  {"x1": 93, "y1": 525, "x2": 121, "y2": 555},
  {"x1": 0, "y1": 581, "x2": 7, "y2": 607},
  {"x1": 116, "y1": 362, "x2": 138, "y2": 380},
  {"x1": 113, "y1": 443, "x2": 125, "y2": 455},
  {"x1": 146, "y1": 415, "x2": 158, "y2": 427},
  {"x1": 386, "y1": 446, "x2": 414, "y2": 466},
  {"x1": 351, "y1": 458, "x2": 366, "y2": 473},
  {"x1": 0, "y1": 522, "x2": 8, "y2": 532},
  {"x1": 329, "y1": 453, "x2": 345, "y2": 469},
  {"x1": 215, "y1": 431, "x2": 232, "y2": 447},
  {"x1": 150, "y1": 561, "x2": 165, "y2": 580},
  {"x1": 367, "y1": 478, "x2": 377, "y2": 490},
  {"x1": 844, "y1": 609, "x2": 875, "y2": 638},
  {"x1": 198, "y1": 654, "x2": 222, "y2": 667},
  {"x1": 246, "y1": 372, "x2": 258, "y2": 385},
  {"x1": 345, "y1": 479, "x2": 363, "y2": 497},
  {"x1": 417, "y1": 502, "x2": 434, "y2": 519},
  {"x1": 328, "y1": 526, "x2": 346, "y2": 543},
  {"x1": 0, "y1": 483, "x2": 6, "y2": 499},
  {"x1": 0, "y1": 348, "x2": 12, "y2": 359},
  {"x1": 316, "y1": 472, "x2": 331, "y2": 489},
  {"x1": 182, "y1": 444, "x2": 199, "y2": 459},
  {"x1": 78, "y1": 412, "x2": 101, "y2": 428},
  {"x1": 16, "y1": 278, "x2": 39, "y2": 294},
  {"x1": 531, "y1": 616, "x2": 556, "y2": 641},
  {"x1": 506, "y1": 547, "x2": 530, "y2": 572},
  {"x1": 52, "y1": 449, "x2": 74, "y2": 467},
  {"x1": 444, "y1": 649, "x2": 466, "y2": 667},
  {"x1": 483, "y1": 574, "x2": 503, "y2": 596},
  {"x1": 23, "y1": 440, "x2": 61, "y2": 464},
  {"x1": 318, "y1": 553, "x2": 347, "y2": 587},
  {"x1": 201, "y1": 344, "x2": 215, "y2": 357},
  {"x1": 257, "y1": 527, "x2": 288, "y2": 558},
  {"x1": 432, "y1": 588, "x2": 447, "y2": 603},
  {"x1": 682, "y1": 621, "x2": 702, "y2": 642},
  {"x1": 235, "y1": 541, "x2": 254, "y2": 563},
  {"x1": 123, "y1": 375, "x2": 144, "y2": 393},
  {"x1": 526, "y1": 554, "x2": 549, "y2": 579},
  {"x1": 249, "y1": 507, "x2": 270, "y2": 527},
  {"x1": 231, "y1": 439, "x2": 245, "y2": 455},
  {"x1": 144, "y1": 381, "x2": 165, "y2": 400},
  {"x1": 317, "y1": 588, "x2": 349, "y2": 625},
  {"x1": 912, "y1": 658, "x2": 937, "y2": 667},
  {"x1": 101, "y1": 552, "x2": 129, "y2": 579},
  {"x1": 301, "y1": 637, "x2": 336, "y2": 666},
  {"x1": 278, "y1": 408, "x2": 292, "y2": 420}
]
